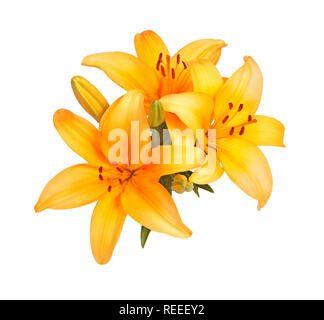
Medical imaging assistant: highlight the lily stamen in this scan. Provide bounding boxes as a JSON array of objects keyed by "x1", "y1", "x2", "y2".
[
  {"x1": 160, "y1": 65, "x2": 166, "y2": 77},
  {"x1": 156, "y1": 52, "x2": 188, "y2": 83},
  {"x1": 116, "y1": 167, "x2": 124, "y2": 173},
  {"x1": 217, "y1": 103, "x2": 247, "y2": 127},
  {"x1": 222, "y1": 115, "x2": 229, "y2": 123},
  {"x1": 156, "y1": 52, "x2": 163, "y2": 71},
  {"x1": 226, "y1": 117, "x2": 257, "y2": 136},
  {"x1": 176, "y1": 54, "x2": 180, "y2": 64}
]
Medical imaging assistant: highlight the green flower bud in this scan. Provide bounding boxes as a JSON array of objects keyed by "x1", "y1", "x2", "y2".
[
  {"x1": 185, "y1": 181, "x2": 194, "y2": 192},
  {"x1": 148, "y1": 100, "x2": 165, "y2": 128},
  {"x1": 71, "y1": 76, "x2": 109, "y2": 122},
  {"x1": 172, "y1": 174, "x2": 187, "y2": 194}
]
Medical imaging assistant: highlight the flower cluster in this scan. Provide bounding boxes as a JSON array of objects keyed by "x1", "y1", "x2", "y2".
[{"x1": 35, "y1": 30, "x2": 285, "y2": 265}]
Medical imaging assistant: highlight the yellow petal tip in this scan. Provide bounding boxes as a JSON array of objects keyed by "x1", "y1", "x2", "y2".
[
  {"x1": 81, "y1": 55, "x2": 92, "y2": 66},
  {"x1": 244, "y1": 55, "x2": 254, "y2": 63},
  {"x1": 94, "y1": 256, "x2": 111, "y2": 265},
  {"x1": 53, "y1": 108, "x2": 70, "y2": 124},
  {"x1": 34, "y1": 202, "x2": 43, "y2": 213},
  {"x1": 179, "y1": 226, "x2": 192, "y2": 239}
]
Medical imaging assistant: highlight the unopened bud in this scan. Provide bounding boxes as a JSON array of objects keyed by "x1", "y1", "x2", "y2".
[
  {"x1": 172, "y1": 174, "x2": 187, "y2": 194},
  {"x1": 185, "y1": 181, "x2": 194, "y2": 192},
  {"x1": 71, "y1": 76, "x2": 109, "y2": 122},
  {"x1": 148, "y1": 100, "x2": 165, "y2": 128}
]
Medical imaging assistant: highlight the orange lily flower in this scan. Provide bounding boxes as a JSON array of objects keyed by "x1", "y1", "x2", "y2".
[
  {"x1": 81, "y1": 30, "x2": 226, "y2": 128},
  {"x1": 35, "y1": 90, "x2": 204, "y2": 264},
  {"x1": 160, "y1": 57, "x2": 285, "y2": 209}
]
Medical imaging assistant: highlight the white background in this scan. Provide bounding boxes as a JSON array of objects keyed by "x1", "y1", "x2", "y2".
[{"x1": 0, "y1": 0, "x2": 323, "y2": 300}]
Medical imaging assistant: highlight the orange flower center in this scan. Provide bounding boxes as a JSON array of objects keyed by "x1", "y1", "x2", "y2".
[
  {"x1": 210, "y1": 102, "x2": 258, "y2": 141},
  {"x1": 97, "y1": 165, "x2": 135, "y2": 193},
  {"x1": 155, "y1": 53, "x2": 188, "y2": 96}
]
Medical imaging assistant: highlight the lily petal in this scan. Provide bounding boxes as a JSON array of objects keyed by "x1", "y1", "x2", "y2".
[
  {"x1": 172, "y1": 39, "x2": 227, "y2": 65},
  {"x1": 144, "y1": 143, "x2": 205, "y2": 179},
  {"x1": 242, "y1": 115, "x2": 285, "y2": 147},
  {"x1": 82, "y1": 52, "x2": 159, "y2": 100},
  {"x1": 121, "y1": 177, "x2": 192, "y2": 238},
  {"x1": 53, "y1": 109, "x2": 109, "y2": 166},
  {"x1": 189, "y1": 59, "x2": 223, "y2": 98},
  {"x1": 190, "y1": 148, "x2": 224, "y2": 184},
  {"x1": 134, "y1": 30, "x2": 169, "y2": 69},
  {"x1": 164, "y1": 111, "x2": 189, "y2": 132},
  {"x1": 35, "y1": 164, "x2": 107, "y2": 212},
  {"x1": 160, "y1": 92, "x2": 214, "y2": 131},
  {"x1": 99, "y1": 90, "x2": 150, "y2": 167},
  {"x1": 217, "y1": 138, "x2": 273, "y2": 210},
  {"x1": 90, "y1": 193, "x2": 126, "y2": 265},
  {"x1": 214, "y1": 56, "x2": 263, "y2": 125}
]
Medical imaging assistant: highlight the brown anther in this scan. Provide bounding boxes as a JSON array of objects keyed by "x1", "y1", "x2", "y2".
[
  {"x1": 118, "y1": 179, "x2": 123, "y2": 185},
  {"x1": 156, "y1": 53, "x2": 163, "y2": 70},
  {"x1": 177, "y1": 54, "x2": 180, "y2": 64},
  {"x1": 239, "y1": 127, "x2": 245, "y2": 135},
  {"x1": 171, "y1": 68, "x2": 175, "y2": 79},
  {"x1": 160, "y1": 65, "x2": 166, "y2": 77},
  {"x1": 248, "y1": 115, "x2": 252, "y2": 122},
  {"x1": 108, "y1": 185, "x2": 112, "y2": 192},
  {"x1": 156, "y1": 60, "x2": 161, "y2": 71},
  {"x1": 98, "y1": 166, "x2": 103, "y2": 173},
  {"x1": 238, "y1": 104, "x2": 244, "y2": 112},
  {"x1": 230, "y1": 127, "x2": 235, "y2": 135},
  {"x1": 229, "y1": 102, "x2": 234, "y2": 110},
  {"x1": 99, "y1": 174, "x2": 104, "y2": 180},
  {"x1": 116, "y1": 167, "x2": 124, "y2": 173},
  {"x1": 222, "y1": 115, "x2": 229, "y2": 124},
  {"x1": 182, "y1": 61, "x2": 187, "y2": 69}
]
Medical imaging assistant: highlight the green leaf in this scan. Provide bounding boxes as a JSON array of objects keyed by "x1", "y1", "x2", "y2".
[
  {"x1": 193, "y1": 184, "x2": 200, "y2": 197},
  {"x1": 141, "y1": 226, "x2": 151, "y2": 248},
  {"x1": 196, "y1": 183, "x2": 214, "y2": 193}
]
